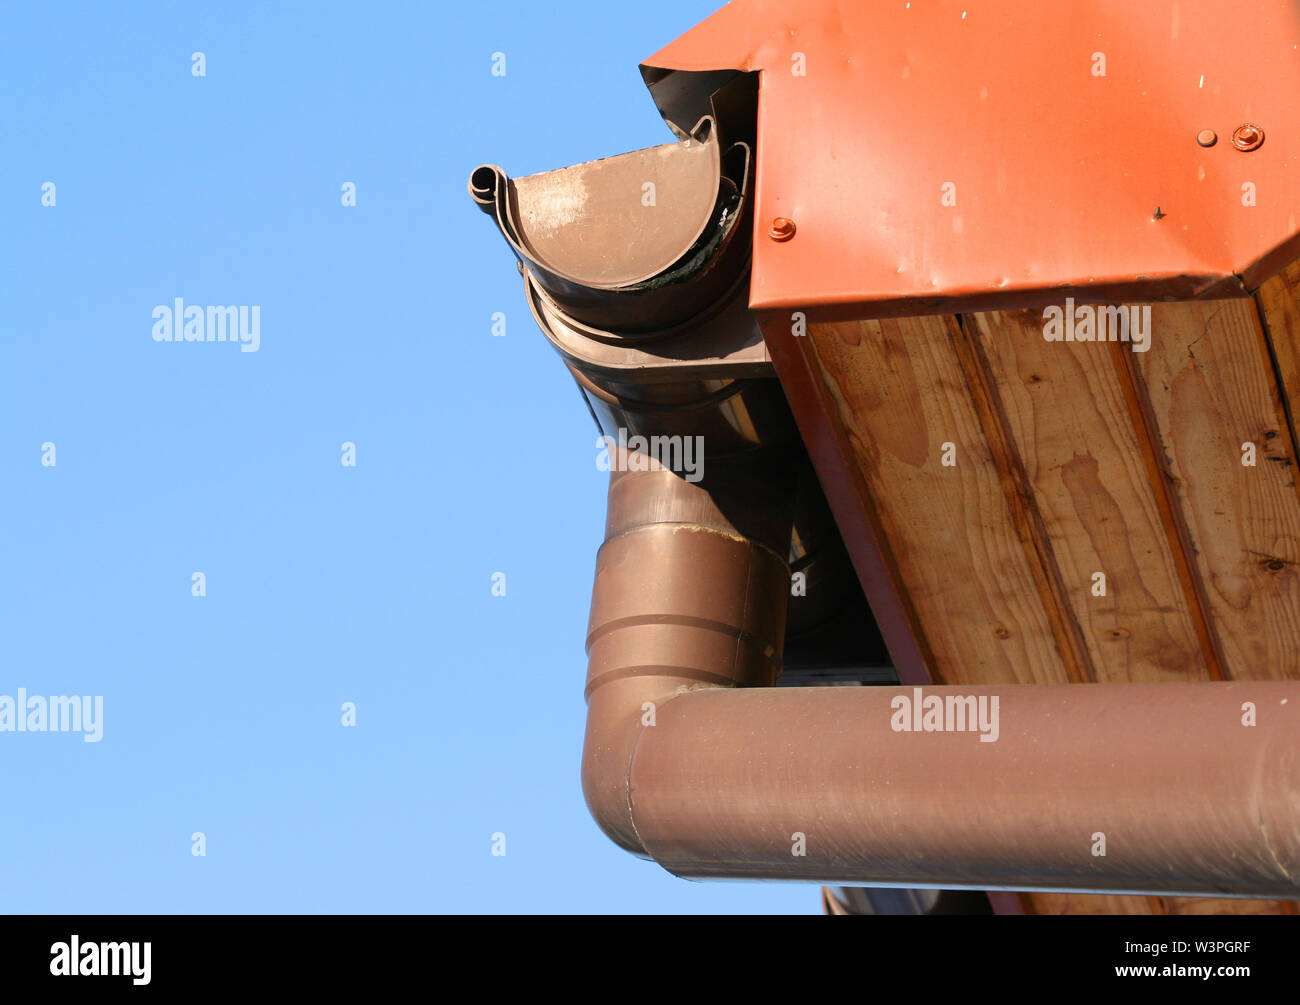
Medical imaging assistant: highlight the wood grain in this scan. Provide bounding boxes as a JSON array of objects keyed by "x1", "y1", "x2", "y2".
[
  {"x1": 1256, "y1": 259, "x2": 1300, "y2": 479},
  {"x1": 1021, "y1": 893, "x2": 1167, "y2": 916},
  {"x1": 807, "y1": 316, "x2": 1073, "y2": 685},
  {"x1": 1131, "y1": 298, "x2": 1300, "y2": 678},
  {"x1": 1162, "y1": 898, "x2": 1296, "y2": 916},
  {"x1": 962, "y1": 309, "x2": 1210, "y2": 682}
]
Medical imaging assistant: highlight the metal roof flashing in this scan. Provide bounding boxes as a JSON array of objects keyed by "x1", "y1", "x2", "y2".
[{"x1": 641, "y1": 0, "x2": 1300, "y2": 319}]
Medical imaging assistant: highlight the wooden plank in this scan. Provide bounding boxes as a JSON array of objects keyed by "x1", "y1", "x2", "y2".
[
  {"x1": 1163, "y1": 898, "x2": 1296, "y2": 916},
  {"x1": 1023, "y1": 893, "x2": 1296, "y2": 916},
  {"x1": 962, "y1": 309, "x2": 1211, "y2": 682},
  {"x1": 807, "y1": 316, "x2": 1081, "y2": 685},
  {"x1": 1256, "y1": 259, "x2": 1300, "y2": 470},
  {"x1": 1021, "y1": 893, "x2": 1167, "y2": 916},
  {"x1": 1131, "y1": 298, "x2": 1300, "y2": 678}
]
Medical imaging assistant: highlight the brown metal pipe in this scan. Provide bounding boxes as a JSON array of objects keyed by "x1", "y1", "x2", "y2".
[
  {"x1": 584, "y1": 457, "x2": 1300, "y2": 897},
  {"x1": 582, "y1": 449, "x2": 791, "y2": 855},
  {"x1": 628, "y1": 682, "x2": 1300, "y2": 896}
]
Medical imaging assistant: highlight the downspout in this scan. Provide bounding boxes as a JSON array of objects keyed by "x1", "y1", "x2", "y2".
[
  {"x1": 470, "y1": 106, "x2": 1300, "y2": 898},
  {"x1": 585, "y1": 448, "x2": 795, "y2": 855}
]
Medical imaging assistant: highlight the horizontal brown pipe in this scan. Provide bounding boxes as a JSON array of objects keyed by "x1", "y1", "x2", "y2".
[{"x1": 625, "y1": 681, "x2": 1300, "y2": 897}]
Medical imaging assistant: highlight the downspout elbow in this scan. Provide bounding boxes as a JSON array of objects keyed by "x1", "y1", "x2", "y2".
[{"x1": 580, "y1": 457, "x2": 791, "y2": 857}]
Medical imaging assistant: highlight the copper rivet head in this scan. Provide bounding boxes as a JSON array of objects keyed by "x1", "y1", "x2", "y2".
[
  {"x1": 1232, "y1": 123, "x2": 1264, "y2": 151},
  {"x1": 1196, "y1": 129, "x2": 1217, "y2": 148},
  {"x1": 769, "y1": 217, "x2": 796, "y2": 241}
]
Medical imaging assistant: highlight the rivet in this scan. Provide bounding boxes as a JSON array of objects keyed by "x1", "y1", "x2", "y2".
[
  {"x1": 1196, "y1": 129, "x2": 1217, "y2": 147},
  {"x1": 1232, "y1": 123, "x2": 1264, "y2": 151},
  {"x1": 769, "y1": 217, "x2": 796, "y2": 242}
]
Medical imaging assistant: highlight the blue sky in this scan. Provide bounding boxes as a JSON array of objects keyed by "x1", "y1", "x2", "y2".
[{"x1": 0, "y1": 1, "x2": 818, "y2": 912}]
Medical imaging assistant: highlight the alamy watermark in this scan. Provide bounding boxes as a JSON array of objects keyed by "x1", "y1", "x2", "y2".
[
  {"x1": 152, "y1": 298, "x2": 260, "y2": 352},
  {"x1": 0, "y1": 690, "x2": 103, "y2": 742},
  {"x1": 890, "y1": 687, "x2": 999, "y2": 742},
  {"x1": 1042, "y1": 297, "x2": 1151, "y2": 353},
  {"x1": 596, "y1": 428, "x2": 705, "y2": 483},
  {"x1": 50, "y1": 936, "x2": 150, "y2": 984}
]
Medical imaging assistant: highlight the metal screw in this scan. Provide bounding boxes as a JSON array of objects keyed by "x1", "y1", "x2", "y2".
[
  {"x1": 1153, "y1": 207, "x2": 1166, "y2": 220},
  {"x1": 1196, "y1": 129, "x2": 1217, "y2": 147},
  {"x1": 1232, "y1": 123, "x2": 1264, "y2": 151},
  {"x1": 769, "y1": 217, "x2": 796, "y2": 242}
]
